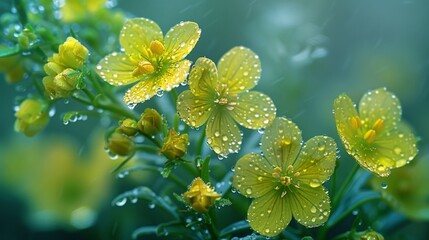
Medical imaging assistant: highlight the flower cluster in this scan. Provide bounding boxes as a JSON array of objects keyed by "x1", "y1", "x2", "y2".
[{"x1": 43, "y1": 37, "x2": 89, "y2": 99}]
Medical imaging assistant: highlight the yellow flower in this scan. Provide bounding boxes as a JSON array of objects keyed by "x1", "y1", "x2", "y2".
[
  {"x1": 176, "y1": 47, "x2": 276, "y2": 156},
  {"x1": 14, "y1": 99, "x2": 49, "y2": 137},
  {"x1": 183, "y1": 177, "x2": 221, "y2": 213},
  {"x1": 333, "y1": 88, "x2": 418, "y2": 177},
  {"x1": 138, "y1": 108, "x2": 162, "y2": 136},
  {"x1": 42, "y1": 37, "x2": 88, "y2": 99},
  {"x1": 118, "y1": 118, "x2": 138, "y2": 136},
  {"x1": 95, "y1": 18, "x2": 201, "y2": 105},
  {"x1": 106, "y1": 132, "x2": 135, "y2": 156},
  {"x1": 161, "y1": 129, "x2": 188, "y2": 160},
  {"x1": 0, "y1": 46, "x2": 25, "y2": 83}
]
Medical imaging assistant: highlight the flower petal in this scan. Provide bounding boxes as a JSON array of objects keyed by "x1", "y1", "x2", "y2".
[
  {"x1": 230, "y1": 91, "x2": 276, "y2": 129},
  {"x1": 120, "y1": 18, "x2": 163, "y2": 60},
  {"x1": 358, "y1": 88, "x2": 401, "y2": 131},
  {"x1": 233, "y1": 153, "x2": 276, "y2": 198},
  {"x1": 357, "y1": 122, "x2": 417, "y2": 177},
  {"x1": 248, "y1": 190, "x2": 292, "y2": 237},
  {"x1": 96, "y1": 52, "x2": 139, "y2": 86},
  {"x1": 205, "y1": 109, "x2": 241, "y2": 156},
  {"x1": 262, "y1": 117, "x2": 302, "y2": 169},
  {"x1": 290, "y1": 185, "x2": 330, "y2": 228},
  {"x1": 218, "y1": 46, "x2": 261, "y2": 95},
  {"x1": 293, "y1": 136, "x2": 337, "y2": 187},
  {"x1": 164, "y1": 21, "x2": 201, "y2": 61},
  {"x1": 159, "y1": 60, "x2": 192, "y2": 92},
  {"x1": 177, "y1": 90, "x2": 212, "y2": 128},
  {"x1": 333, "y1": 93, "x2": 360, "y2": 150},
  {"x1": 124, "y1": 78, "x2": 157, "y2": 104},
  {"x1": 188, "y1": 57, "x2": 218, "y2": 97}
]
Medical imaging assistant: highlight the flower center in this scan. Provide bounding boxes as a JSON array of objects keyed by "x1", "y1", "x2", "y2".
[
  {"x1": 271, "y1": 165, "x2": 301, "y2": 198},
  {"x1": 350, "y1": 116, "x2": 384, "y2": 144},
  {"x1": 215, "y1": 97, "x2": 228, "y2": 105}
]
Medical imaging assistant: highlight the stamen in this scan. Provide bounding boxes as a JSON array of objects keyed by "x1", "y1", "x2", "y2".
[
  {"x1": 132, "y1": 61, "x2": 154, "y2": 77},
  {"x1": 150, "y1": 40, "x2": 165, "y2": 55},
  {"x1": 350, "y1": 116, "x2": 361, "y2": 130},
  {"x1": 372, "y1": 118, "x2": 384, "y2": 132},
  {"x1": 363, "y1": 129, "x2": 376, "y2": 143}
]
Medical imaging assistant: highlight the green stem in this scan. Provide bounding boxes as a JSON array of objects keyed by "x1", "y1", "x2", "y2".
[
  {"x1": 82, "y1": 88, "x2": 95, "y2": 101},
  {"x1": 332, "y1": 163, "x2": 360, "y2": 209},
  {"x1": 170, "y1": 88, "x2": 178, "y2": 103},
  {"x1": 205, "y1": 211, "x2": 219, "y2": 240},
  {"x1": 196, "y1": 126, "x2": 206, "y2": 157}
]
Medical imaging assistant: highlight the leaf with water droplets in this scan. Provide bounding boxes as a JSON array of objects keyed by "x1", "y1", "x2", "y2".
[
  {"x1": 247, "y1": 190, "x2": 292, "y2": 237},
  {"x1": 95, "y1": 52, "x2": 139, "y2": 86},
  {"x1": 359, "y1": 88, "x2": 401, "y2": 131},
  {"x1": 293, "y1": 136, "x2": 337, "y2": 186},
  {"x1": 230, "y1": 91, "x2": 276, "y2": 129},
  {"x1": 205, "y1": 108, "x2": 241, "y2": 157},
  {"x1": 233, "y1": 153, "x2": 275, "y2": 198},
  {"x1": 262, "y1": 117, "x2": 302, "y2": 169},
  {"x1": 289, "y1": 184, "x2": 330, "y2": 228},
  {"x1": 164, "y1": 21, "x2": 201, "y2": 61},
  {"x1": 120, "y1": 18, "x2": 163, "y2": 60},
  {"x1": 188, "y1": 57, "x2": 218, "y2": 96},
  {"x1": 177, "y1": 90, "x2": 212, "y2": 128},
  {"x1": 218, "y1": 46, "x2": 261, "y2": 94}
]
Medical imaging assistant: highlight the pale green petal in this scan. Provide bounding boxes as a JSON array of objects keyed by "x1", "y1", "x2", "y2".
[
  {"x1": 355, "y1": 122, "x2": 417, "y2": 177},
  {"x1": 289, "y1": 185, "x2": 330, "y2": 228},
  {"x1": 120, "y1": 18, "x2": 163, "y2": 60},
  {"x1": 96, "y1": 52, "x2": 139, "y2": 86},
  {"x1": 359, "y1": 88, "x2": 401, "y2": 131},
  {"x1": 124, "y1": 78, "x2": 157, "y2": 104},
  {"x1": 188, "y1": 57, "x2": 218, "y2": 97},
  {"x1": 218, "y1": 47, "x2": 261, "y2": 95},
  {"x1": 205, "y1": 109, "x2": 241, "y2": 156},
  {"x1": 293, "y1": 136, "x2": 337, "y2": 187},
  {"x1": 177, "y1": 90, "x2": 212, "y2": 128},
  {"x1": 333, "y1": 94, "x2": 360, "y2": 151},
  {"x1": 164, "y1": 21, "x2": 201, "y2": 61},
  {"x1": 233, "y1": 153, "x2": 276, "y2": 198},
  {"x1": 262, "y1": 117, "x2": 302, "y2": 169},
  {"x1": 158, "y1": 60, "x2": 192, "y2": 91},
  {"x1": 248, "y1": 190, "x2": 292, "y2": 237},
  {"x1": 230, "y1": 91, "x2": 276, "y2": 129}
]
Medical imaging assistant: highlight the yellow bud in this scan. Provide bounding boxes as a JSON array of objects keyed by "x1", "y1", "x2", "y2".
[
  {"x1": 138, "y1": 108, "x2": 162, "y2": 135},
  {"x1": 161, "y1": 129, "x2": 188, "y2": 160},
  {"x1": 150, "y1": 40, "x2": 165, "y2": 55},
  {"x1": 43, "y1": 61, "x2": 65, "y2": 76},
  {"x1": 106, "y1": 132, "x2": 135, "y2": 156},
  {"x1": 183, "y1": 177, "x2": 221, "y2": 213},
  {"x1": 53, "y1": 68, "x2": 80, "y2": 91},
  {"x1": 357, "y1": 229, "x2": 384, "y2": 240},
  {"x1": 17, "y1": 28, "x2": 37, "y2": 49},
  {"x1": 58, "y1": 37, "x2": 89, "y2": 69},
  {"x1": 14, "y1": 99, "x2": 49, "y2": 137},
  {"x1": 0, "y1": 45, "x2": 25, "y2": 83},
  {"x1": 118, "y1": 118, "x2": 138, "y2": 136}
]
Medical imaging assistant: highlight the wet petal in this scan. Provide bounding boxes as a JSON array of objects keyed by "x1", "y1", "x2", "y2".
[
  {"x1": 333, "y1": 94, "x2": 360, "y2": 150},
  {"x1": 96, "y1": 52, "x2": 139, "y2": 86},
  {"x1": 290, "y1": 185, "x2": 330, "y2": 228},
  {"x1": 218, "y1": 47, "x2": 261, "y2": 95},
  {"x1": 359, "y1": 88, "x2": 401, "y2": 131},
  {"x1": 177, "y1": 90, "x2": 213, "y2": 128},
  {"x1": 233, "y1": 153, "x2": 276, "y2": 198},
  {"x1": 205, "y1": 109, "x2": 241, "y2": 157},
  {"x1": 293, "y1": 136, "x2": 337, "y2": 186},
  {"x1": 248, "y1": 190, "x2": 292, "y2": 237},
  {"x1": 159, "y1": 60, "x2": 192, "y2": 92},
  {"x1": 356, "y1": 122, "x2": 417, "y2": 177},
  {"x1": 230, "y1": 91, "x2": 276, "y2": 129},
  {"x1": 124, "y1": 78, "x2": 157, "y2": 104},
  {"x1": 164, "y1": 21, "x2": 201, "y2": 61},
  {"x1": 188, "y1": 57, "x2": 218, "y2": 97},
  {"x1": 120, "y1": 18, "x2": 163, "y2": 60},
  {"x1": 262, "y1": 117, "x2": 302, "y2": 169}
]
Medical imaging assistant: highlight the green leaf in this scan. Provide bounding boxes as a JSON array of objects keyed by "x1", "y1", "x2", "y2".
[
  {"x1": 132, "y1": 226, "x2": 157, "y2": 239},
  {"x1": 162, "y1": 160, "x2": 177, "y2": 178},
  {"x1": 112, "y1": 186, "x2": 179, "y2": 219},
  {"x1": 0, "y1": 45, "x2": 20, "y2": 58},
  {"x1": 219, "y1": 220, "x2": 251, "y2": 237},
  {"x1": 62, "y1": 111, "x2": 79, "y2": 124},
  {"x1": 172, "y1": 192, "x2": 188, "y2": 206},
  {"x1": 157, "y1": 221, "x2": 202, "y2": 240},
  {"x1": 214, "y1": 198, "x2": 232, "y2": 208}
]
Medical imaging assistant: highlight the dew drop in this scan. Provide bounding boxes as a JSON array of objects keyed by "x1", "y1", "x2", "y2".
[
  {"x1": 309, "y1": 179, "x2": 321, "y2": 188},
  {"x1": 245, "y1": 188, "x2": 252, "y2": 195},
  {"x1": 310, "y1": 206, "x2": 317, "y2": 213},
  {"x1": 127, "y1": 103, "x2": 136, "y2": 109},
  {"x1": 148, "y1": 202, "x2": 156, "y2": 209},
  {"x1": 381, "y1": 182, "x2": 388, "y2": 189},
  {"x1": 115, "y1": 198, "x2": 127, "y2": 206}
]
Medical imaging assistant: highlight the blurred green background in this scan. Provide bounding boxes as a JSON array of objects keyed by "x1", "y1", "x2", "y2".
[{"x1": 1, "y1": 0, "x2": 428, "y2": 239}]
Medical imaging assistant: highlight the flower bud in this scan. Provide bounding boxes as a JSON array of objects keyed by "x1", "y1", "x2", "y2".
[
  {"x1": 53, "y1": 68, "x2": 80, "y2": 91},
  {"x1": 17, "y1": 28, "x2": 37, "y2": 50},
  {"x1": 138, "y1": 108, "x2": 162, "y2": 135},
  {"x1": 58, "y1": 37, "x2": 89, "y2": 69},
  {"x1": 14, "y1": 99, "x2": 49, "y2": 137},
  {"x1": 357, "y1": 229, "x2": 384, "y2": 240},
  {"x1": 0, "y1": 45, "x2": 25, "y2": 83},
  {"x1": 161, "y1": 129, "x2": 188, "y2": 160},
  {"x1": 183, "y1": 177, "x2": 221, "y2": 212},
  {"x1": 118, "y1": 118, "x2": 138, "y2": 136},
  {"x1": 43, "y1": 61, "x2": 65, "y2": 76},
  {"x1": 106, "y1": 132, "x2": 134, "y2": 156}
]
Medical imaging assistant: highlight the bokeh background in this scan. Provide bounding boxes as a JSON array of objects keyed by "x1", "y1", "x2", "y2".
[{"x1": 1, "y1": 0, "x2": 428, "y2": 239}]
